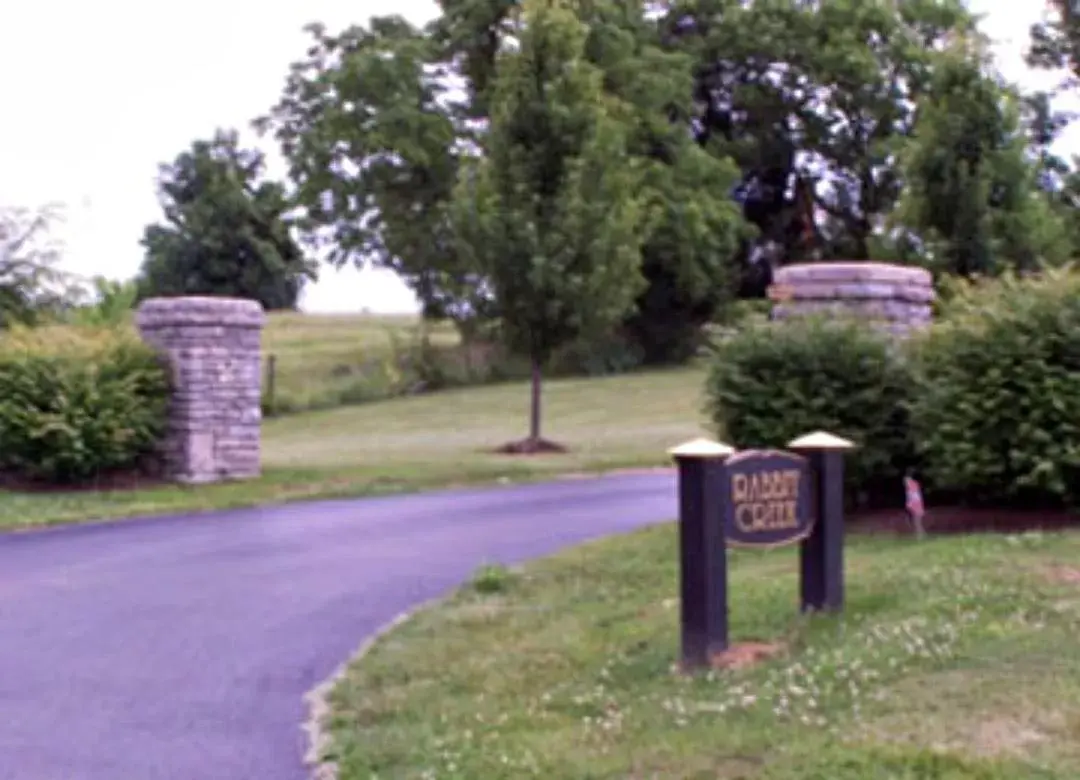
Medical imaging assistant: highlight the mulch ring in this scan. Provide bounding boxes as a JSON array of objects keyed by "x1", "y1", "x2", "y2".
[
  {"x1": 709, "y1": 641, "x2": 786, "y2": 671},
  {"x1": 672, "y1": 641, "x2": 787, "y2": 675},
  {"x1": 850, "y1": 506, "x2": 1079, "y2": 537},
  {"x1": 493, "y1": 437, "x2": 568, "y2": 455}
]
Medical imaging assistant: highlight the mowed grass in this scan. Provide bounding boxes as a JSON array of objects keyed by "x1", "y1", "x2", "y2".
[
  {"x1": 262, "y1": 312, "x2": 460, "y2": 413},
  {"x1": 0, "y1": 367, "x2": 707, "y2": 530},
  {"x1": 319, "y1": 527, "x2": 1080, "y2": 779}
]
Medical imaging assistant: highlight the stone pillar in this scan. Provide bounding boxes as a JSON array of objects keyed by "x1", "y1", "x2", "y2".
[
  {"x1": 135, "y1": 296, "x2": 266, "y2": 484},
  {"x1": 771, "y1": 262, "x2": 934, "y2": 337}
]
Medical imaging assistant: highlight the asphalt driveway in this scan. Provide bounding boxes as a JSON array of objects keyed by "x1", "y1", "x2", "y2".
[{"x1": 0, "y1": 471, "x2": 675, "y2": 780}]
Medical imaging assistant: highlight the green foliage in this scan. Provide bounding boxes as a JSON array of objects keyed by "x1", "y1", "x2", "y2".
[
  {"x1": 259, "y1": 0, "x2": 1074, "y2": 367},
  {"x1": 0, "y1": 326, "x2": 170, "y2": 484},
  {"x1": 449, "y1": 0, "x2": 645, "y2": 439},
  {"x1": 582, "y1": 2, "x2": 747, "y2": 362},
  {"x1": 450, "y1": 1, "x2": 644, "y2": 362},
  {"x1": 0, "y1": 205, "x2": 81, "y2": 328},
  {"x1": 254, "y1": 17, "x2": 482, "y2": 329},
  {"x1": 68, "y1": 277, "x2": 138, "y2": 327},
  {"x1": 137, "y1": 129, "x2": 316, "y2": 311},
  {"x1": 910, "y1": 269, "x2": 1080, "y2": 508},
  {"x1": 705, "y1": 317, "x2": 915, "y2": 505},
  {"x1": 470, "y1": 563, "x2": 514, "y2": 594},
  {"x1": 768, "y1": 745, "x2": 1053, "y2": 780},
  {"x1": 1027, "y1": 0, "x2": 1080, "y2": 84},
  {"x1": 897, "y1": 39, "x2": 1072, "y2": 276}
]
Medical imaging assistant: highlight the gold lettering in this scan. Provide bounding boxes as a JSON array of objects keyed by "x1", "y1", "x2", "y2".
[
  {"x1": 732, "y1": 474, "x2": 748, "y2": 503},
  {"x1": 729, "y1": 467, "x2": 804, "y2": 537},
  {"x1": 735, "y1": 503, "x2": 754, "y2": 532}
]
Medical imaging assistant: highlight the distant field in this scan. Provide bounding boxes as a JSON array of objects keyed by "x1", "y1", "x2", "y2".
[
  {"x1": 261, "y1": 312, "x2": 461, "y2": 413},
  {"x1": 263, "y1": 311, "x2": 454, "y2": 353}
]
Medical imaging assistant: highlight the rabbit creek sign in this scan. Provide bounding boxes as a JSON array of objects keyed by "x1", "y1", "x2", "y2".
[
  {"x1": 724, "y1": 450, "x2": 813, "y2": 548},
  {"x1": 669, "y1": 433, "x2": 853, "y2": 670}
]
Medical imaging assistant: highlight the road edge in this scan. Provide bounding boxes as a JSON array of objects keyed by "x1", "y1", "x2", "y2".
[
  {"x1": 302, "y1": 597, "x2": 443, "y2": 780},
  {"x1": 2, "y1": 466, "x2": 676, "y2": 537}
]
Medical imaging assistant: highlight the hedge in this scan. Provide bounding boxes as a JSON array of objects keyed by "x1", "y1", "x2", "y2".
[
  {"x1": 910, "y1": 269, "x2": 1080, "y2": 508},
  {"x1": 0, "y1": 325, "x2": 170, "y2": 484},
  {"x1": 704, "y1": 316, "x2": 916, "y2": 508}
]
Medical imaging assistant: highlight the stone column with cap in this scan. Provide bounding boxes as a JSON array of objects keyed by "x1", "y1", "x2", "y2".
[
  {"x1": 770, "y1": 262, "x2": 934, "y2": 337},
  {"x1": 135, "y1": 296, "x2": 266, "y2": 484}
]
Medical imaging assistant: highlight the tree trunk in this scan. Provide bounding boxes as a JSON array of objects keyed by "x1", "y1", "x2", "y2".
[{"x1": 529, "y1": 357, "x2": 542, "y2": 442}]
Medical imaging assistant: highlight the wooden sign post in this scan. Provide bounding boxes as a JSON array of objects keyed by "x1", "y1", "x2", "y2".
[
  {"x1": 670, "y1": 431, "x2": 854, "y2": 670},
  {"x1": 789, "y1": 431, "x2": 855, "y2": 612},
  {"x1": 668, "y1": 438, "x2": 735, "y2": 670}
]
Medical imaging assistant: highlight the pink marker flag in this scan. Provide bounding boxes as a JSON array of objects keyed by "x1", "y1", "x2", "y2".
[
  {"x1": 904, "y1": 476, "x2": 924, "y2": 518},
  {"x1": 904, "y1": 475, "x2": 926, "y2": 538}
]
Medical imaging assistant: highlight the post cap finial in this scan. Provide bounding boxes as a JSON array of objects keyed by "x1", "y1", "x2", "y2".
[
  {"x1": 667, "y1": 438, "x2": 736, "y2": 458},
  {"x1": 787, "y1": 431, "x2": 856, "y2": 450}
]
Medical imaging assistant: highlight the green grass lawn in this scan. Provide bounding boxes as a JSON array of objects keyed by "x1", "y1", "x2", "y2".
[
  {"x1": 0, "y1": 367, "x2": 707, "y2": 531},
  {"x1": 261, "y1": 312, "x2": 461, "y2": 413},
  {"x1": 317, "y1": 527, "x2": 1080, "y2": 779}
]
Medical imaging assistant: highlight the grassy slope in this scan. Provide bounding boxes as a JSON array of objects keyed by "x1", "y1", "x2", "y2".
[
  {"x1": 321, "y1": 527, "x2": 1080, "y2": 779},
  {"x1": 262, "y1": 312, "x2": 460, "y2": 412},
  {"x1": 0, "y1": 367, "x2": 707, "y2": 530}
]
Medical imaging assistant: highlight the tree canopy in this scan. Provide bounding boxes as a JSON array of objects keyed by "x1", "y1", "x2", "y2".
[
  {"x1": 137, "y1": 129, "x2": 316, "y2": 311},
  {"x1": 254, "y1": 0, "x2": 1080, "y2": 373}
]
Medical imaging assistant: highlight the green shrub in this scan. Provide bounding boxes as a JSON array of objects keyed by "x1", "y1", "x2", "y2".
[
  {"x1": 0, "y1": 325, "x2": 170, "y2": 484},
  {"x1": 910, "y1": 268, "x2": 1080, "y2": 508},
  {"x1": 705, "y1": 316, "x2": 916, "y2": 507}
]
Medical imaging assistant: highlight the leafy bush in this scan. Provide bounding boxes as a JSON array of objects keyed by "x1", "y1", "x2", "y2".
[
  {"x1": 705, "y1": 316, "x2": 916, "y2": 506},
  {"x1": 910, "y1": 269, "x2": 1080, "y2": 508},
  {"x1": 0, "y1": 325, "x2": 170, "y2": 484}
]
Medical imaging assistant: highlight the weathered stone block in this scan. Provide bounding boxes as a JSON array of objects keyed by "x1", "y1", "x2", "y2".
[
  {"x1": 135, "y1": 296, "x2": 266, "y2": 484},
  {"x1": 771, "y1": 261, "x2": 934, "y2": 338}
]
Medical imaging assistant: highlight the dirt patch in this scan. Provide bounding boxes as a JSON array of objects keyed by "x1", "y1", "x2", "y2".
[
  {"x1": 493, "y1": 437, "x2": 568, "y2": 455},
  {"x1": 971, "y1": 717, "x2": 1049, "y2": 757},
  {"x1": 709, "y1": 641, "x2": 785, "y2": 671},
  {"x1": 851, "y1": 506, "x2": 1079, "y2": 537},
  {"x1": 1043, "y1": 564, "x2": 1080, "y2": 585}
]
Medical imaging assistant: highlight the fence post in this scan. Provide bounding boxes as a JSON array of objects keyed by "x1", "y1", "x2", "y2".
[{"x1": 264, "y1": 354, "x2": 277, "y2": 415}]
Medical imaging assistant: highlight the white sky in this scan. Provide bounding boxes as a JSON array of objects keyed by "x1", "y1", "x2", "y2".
[{"x1": 1, "y1": 0, "x2": 1076, "y2": 314}]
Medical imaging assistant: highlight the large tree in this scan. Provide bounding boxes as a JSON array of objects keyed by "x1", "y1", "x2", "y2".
[
  {"x1": 137, "y1": 129, "x2": 316, "y2": 310},
  {"x1": 258, "y1": 1, "x2": 746, "y2": 364},
  {"x1": 660, "y1": 0, "x2": 974, "y2": 266},
  {"x1": 254, "y1": 17, "x2": 479, "y2": 325},
  {"x1": 449, "y1": 0, "x2": 644, "y2": 450}
]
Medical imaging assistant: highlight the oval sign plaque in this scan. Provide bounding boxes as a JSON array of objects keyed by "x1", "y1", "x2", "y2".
[{"x1": 724, "y1": 449, "x2": 814, "y2": 548}]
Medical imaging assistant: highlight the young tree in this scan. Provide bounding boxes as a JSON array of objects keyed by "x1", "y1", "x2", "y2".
[
  {"x1": 896, "y1": 40, "x2": 1071, "y2": 277},
  {"x1": 0, "y1": 204, "x2": 76, "y2": 327},
  {"x1": 449, "y1": 0, "x2": 644, "y2": 451},
  {"x1": 137, "y1": 129, "x2": 316, "y2": 310}
]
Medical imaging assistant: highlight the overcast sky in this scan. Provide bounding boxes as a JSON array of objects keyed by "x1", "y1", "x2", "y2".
[{"x1": 1, "y1": 0, "x2": 1076, "y2": 314}]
